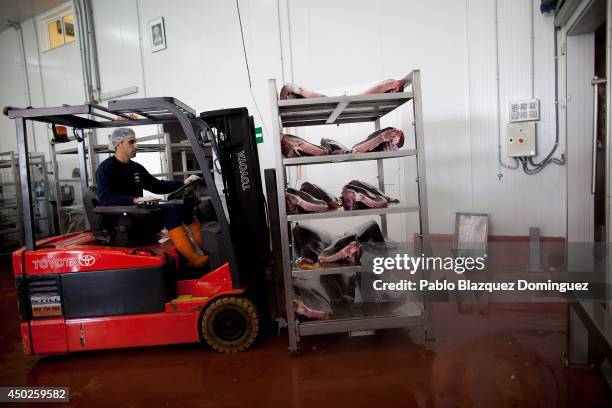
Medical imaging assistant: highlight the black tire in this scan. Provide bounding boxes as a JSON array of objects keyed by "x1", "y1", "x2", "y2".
[{"x1": 201, "y1": 296, "x2": 259, "y2": 353}]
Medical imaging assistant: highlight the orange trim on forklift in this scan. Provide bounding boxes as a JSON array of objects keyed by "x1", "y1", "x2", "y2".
[
  {"x1": 176, "y1": 263, "x2": 237, "y2": 297},
  {"x1": 166, "y1": 296, "x2": 209, "y2": 313}
]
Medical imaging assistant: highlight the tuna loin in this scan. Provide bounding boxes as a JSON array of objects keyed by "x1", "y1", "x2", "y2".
[
  {"x1": 346, "y1": 180, "x2": 398, "y2": 204},
  {"x1": 319, "y1": 234, "x2": 361, "y2": 264},
  {"x1": 321, "y1": 138, "x2": 350, "y2": 155},
  {"x1": 293, "y1": 279, "x2": 333, "y2": 319},
  {"x1": 341, "y1": 184, "x2": 388, "y2": 211},
  {"x1": 292, "y1": 223, "x2": 331, "y2": 264},
  {"x1": 281, "y1": 134, "x2": 329, "y2": 158},
  {"x1": 299, "y1": 182, "x2": 341, "y2": 209},
  {"x1": 351, "y1": 127, "x2": 405, "y2": 153},
  {"x1": 362, "y1": 79, "x2": 406, "y2": 95},
  {"x1": 286, "y1": 188, "x2": 328, "y2": 214},
  {"x1": 280, "y1": 83, "x2": 326, "y2": 100}
]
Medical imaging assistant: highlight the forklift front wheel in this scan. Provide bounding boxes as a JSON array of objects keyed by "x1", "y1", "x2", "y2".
[{"x1": 201, "y1": 296, "x2": 259, "y2": 353}]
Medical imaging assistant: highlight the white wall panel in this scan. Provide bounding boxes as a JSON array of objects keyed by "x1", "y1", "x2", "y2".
[
  {"x1": 91, "y1": 0, "x2": 144, "y2": 99},
  {"x1": 0, "y1": 28, "x2": 28, "y2": 154},
  {"x1": 38, "y1": 42, "x2": 84, "y2": 108},
  {"x1": 466, "y1": 0, "x2": 565, "y2": 237}
]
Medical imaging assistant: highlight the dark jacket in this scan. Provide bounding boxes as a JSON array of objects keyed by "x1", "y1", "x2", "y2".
[{"x1": 96, "y1": 156, "x2": 182, "y2": 205}]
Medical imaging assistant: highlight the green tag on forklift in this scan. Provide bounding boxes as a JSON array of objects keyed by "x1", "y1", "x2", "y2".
[{"x1": 255, "y1": 127, "x2": 263, "y2": 144}]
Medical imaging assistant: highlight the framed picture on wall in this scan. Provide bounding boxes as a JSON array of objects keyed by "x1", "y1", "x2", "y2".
[{"x1": 149, "y1": 17, "x2": 166, "y2": 52}]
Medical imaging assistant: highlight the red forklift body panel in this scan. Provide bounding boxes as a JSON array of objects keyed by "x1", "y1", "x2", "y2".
[
  {"x1": 15, "y1": 234, "x2": 245, "y2": 355},
  {"x1": 30, "y1": 318, "x2": 68, "y2": 354},
  {"x1": 65, "y1": 312, "x2": 201, "y2": 352},
  {"x1": 14, "y1": 232, "x2": 171, "y2": 278}
]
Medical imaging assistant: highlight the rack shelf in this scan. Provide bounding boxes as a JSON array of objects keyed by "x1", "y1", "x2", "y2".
[
  {"x1": 0, "y1": 151, "x2": 52, "y2": 253},
  {"x1": 5, "y1": 97, "x2": 195, "y2": 128},
  {"x1": 282, "y1": 149, "x2": 417, "y2": 166},
  {"x1": 297, "y1": 301, "x2": 423, "y2": 336},
  {"x1": 286, "y1": 203, "x2": 419, "y2": 222},
  {"x1": 269, "y1": 70, "x2": 430, "y2": 353},
  {"x1": 278, "y1": 92, "x2": 413, "y2": 127},
  {"x1": 292, "y1": 264, "x2": 364, "y2": 278},
  {"x1": 54, "y1": 141, "x2": 204, "y2": 155}
]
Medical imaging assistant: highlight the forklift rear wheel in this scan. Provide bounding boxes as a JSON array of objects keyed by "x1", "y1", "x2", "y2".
[{"x1": 201, "y1": 296, "x2": 259, "y2": 353}]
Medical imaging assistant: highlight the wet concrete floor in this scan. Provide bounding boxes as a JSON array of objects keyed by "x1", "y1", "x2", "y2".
[{"x1": 1, "y1": 258, "x2": 611, "y2": 407}]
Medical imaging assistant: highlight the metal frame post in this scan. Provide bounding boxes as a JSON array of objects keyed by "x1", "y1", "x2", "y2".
[
  {"x1": 50, "y1": 142, "x2": 65, "y2": 234},
  {"x1": 86, "y1": 132, "x2": 96, "y2": 186},
  {"x1": 568, "y1": 305, "x2": 589, "y2": 365},
  {"x1": 15, "y1": 118, "x2": 35, "y2": 250},
  {"x1": 269, "y1": 78, "x2": 299, "y2": 353},
  {"x1": 39, "y1": 153, "x2": 54, "y2": 235},
  {"x1": 606, "y1": 0, "x2": 612, "y2": 314},
  {"x1": 410, "y1": 70, "x2": 432, "y2": 340},
  {"x1": 410, "y1": 70, "x2": 430, "y2": 243},
  {"x1": 164, "y1": 132, "x2": 174, "y2": 180},
  {"x1": 181, "y1": 150, "x2": 188, "y2": 179},
  {"x1": 9, "y1": 152, "x2": 24, "y2": 245},
  {"x1": 76, "y1": 135, "x2": 90, "y2": 230},
  {"x1": 374, "y1": 119, "x2": 388, "y2": 237}
]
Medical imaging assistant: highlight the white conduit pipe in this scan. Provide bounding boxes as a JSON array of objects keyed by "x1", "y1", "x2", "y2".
[
  {"x1": 276, "y1": 0, "x2": 286, "y2": 85},
  {"x1": 529, "y1": 0, "x2": 535, "y2": 99},
  {"x1": 74, "y1": 0, "x2": 93, "y2": 102},
  {"x1": 80, "y1": 0, "x2": 95, "y2": 101},
  {"x1": 495, "y1": 0, "x2": 519, "y2": 174},
  {"x1": 84, "y1": 0, "x2": 101, "y2": 102}
]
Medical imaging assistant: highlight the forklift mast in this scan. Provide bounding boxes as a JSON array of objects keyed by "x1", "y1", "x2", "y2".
[{"x1": 200, "y1": 108, "x2": 271, "y2": 310}]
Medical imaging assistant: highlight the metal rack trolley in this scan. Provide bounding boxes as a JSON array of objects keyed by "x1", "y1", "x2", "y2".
[
  {"x1": 268, "y1": 70, "x2": 431, "y2": 353},
  {"x1": 0, "y1": 151, "x2": 52, "y2": 252}
]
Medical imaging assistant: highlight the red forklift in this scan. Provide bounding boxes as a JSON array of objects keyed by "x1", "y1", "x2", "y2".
[{"x1": 4, "y1": 97, "x2": 271, "y2": 354}]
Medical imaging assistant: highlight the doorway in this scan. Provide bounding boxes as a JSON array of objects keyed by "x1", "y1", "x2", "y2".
[{"x1": 562, "y1": 0, "x2": 612, "y2": 371}]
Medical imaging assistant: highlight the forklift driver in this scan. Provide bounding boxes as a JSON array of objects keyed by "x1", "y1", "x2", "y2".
[{"x1": 96, "y1": 128, "x2": 208, "y2": 268}]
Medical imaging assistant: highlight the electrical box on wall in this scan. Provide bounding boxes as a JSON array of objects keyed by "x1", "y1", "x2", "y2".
[
  {"x1": 509, "y1": 99, "x2": 540, "y2": 122},
  {"x1": 507, "y1": 122, "x2": 536, "y2": 157}
]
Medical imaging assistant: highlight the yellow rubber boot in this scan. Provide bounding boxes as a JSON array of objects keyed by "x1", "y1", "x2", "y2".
[
  {"x1": 168, "y1": 225, "x2": 208, "y2": 268},
  {"x1": 188, "y1": 222, "x2": 204, "y2": 249}
]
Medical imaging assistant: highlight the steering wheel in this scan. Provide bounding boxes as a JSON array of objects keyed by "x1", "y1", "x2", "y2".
[{"x1": 167, "y1": 179, "x2": 204, "y2": 203}]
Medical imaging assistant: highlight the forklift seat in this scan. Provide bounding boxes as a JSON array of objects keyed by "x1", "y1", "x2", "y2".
[{"x1": 83, "y1": 186, "x2": 164, "y2": 247}]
